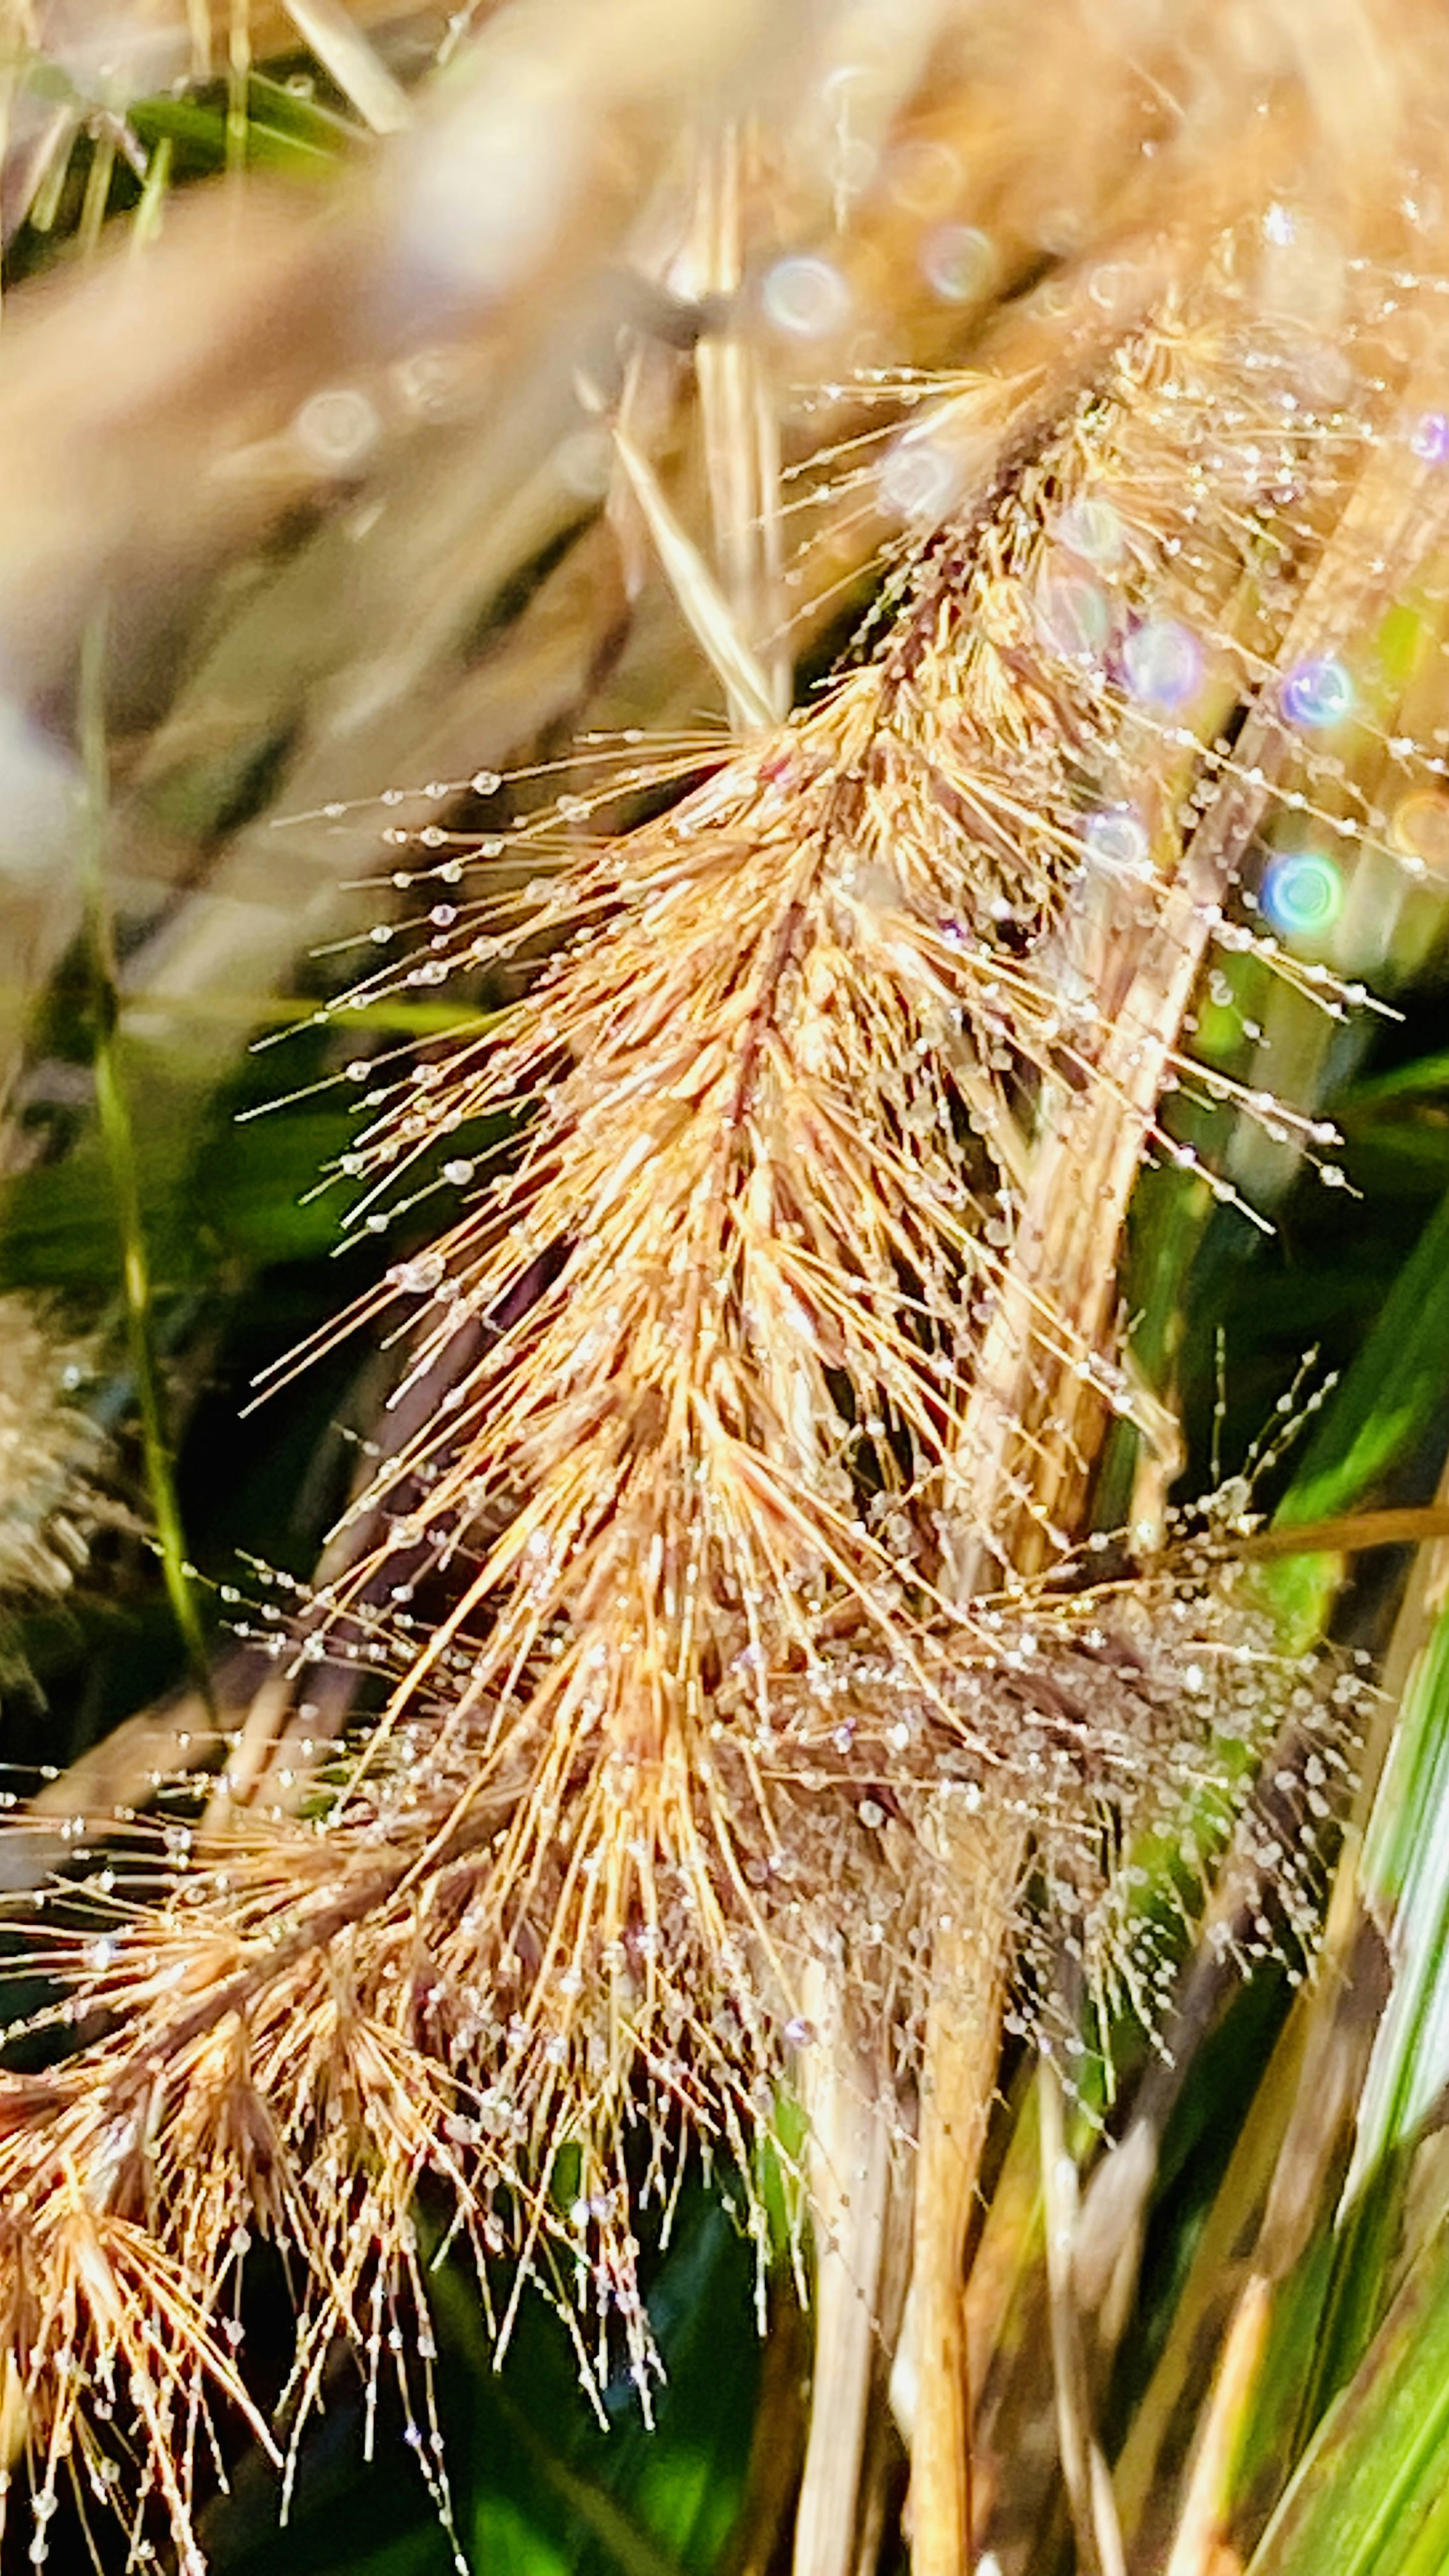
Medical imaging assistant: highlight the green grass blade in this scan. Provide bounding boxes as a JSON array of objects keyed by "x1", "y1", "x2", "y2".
[
  {"x1": 1271, "y1": 1181, "x2": 1449, "y2": 1535},
  {"x1": 1247, "y1": 2219, "x2": 1449, "y2": 2576},
  {"x1": 78, "y1": 606, "x2": 212, "y2": 1697}
]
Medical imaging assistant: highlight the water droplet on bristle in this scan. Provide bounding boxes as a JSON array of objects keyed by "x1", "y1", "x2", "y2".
[
  {"x1": 554, "y1": 428, "x2": 612, "y2": 498},
  {"x1": 387, "y1": 1254, "x2": 446, "y2": 1295}
]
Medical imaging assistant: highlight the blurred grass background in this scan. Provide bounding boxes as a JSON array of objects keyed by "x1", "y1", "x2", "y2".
[{"x1": 8, "y1": 8, "x2": 1449, "y2": 2574}]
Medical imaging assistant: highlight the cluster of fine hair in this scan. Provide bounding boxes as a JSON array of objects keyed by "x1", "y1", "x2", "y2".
[
  {"x1": 0, "y1": 1298, "x2": 107, "y2": 1610},
  {"x1": 1, "y1": 199, "x2": 1441, "y2": 2569}
]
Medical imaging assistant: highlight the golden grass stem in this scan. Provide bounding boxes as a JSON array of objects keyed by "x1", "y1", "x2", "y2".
[
  {"x1": 1040, "y1": 2059, "x2": 1128, "y2": 2576},
  {"x1": 792, "y1": 1969, "x2": 895, "y2": 2576},
  {"x1": 908, "y1": 1810, "x2": 1025, "y2": 2576},
  {"x1": 1162, "y1": 2279, "x2": 1274, "y2": 2576}
]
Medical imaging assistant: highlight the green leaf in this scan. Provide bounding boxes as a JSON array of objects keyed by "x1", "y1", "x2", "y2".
[
  {"x1": 1293, "y1": 1602, "x2": 1449, "y2": 2423},
  {"x1": 1272, "y1": 1181, "x2": 1449, "y2": 1530},
  {"x1": 1247, "y1": 2221, "x2": 1449, "y2": 2576}
]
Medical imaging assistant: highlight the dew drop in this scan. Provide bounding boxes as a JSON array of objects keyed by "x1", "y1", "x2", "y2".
[
  {"x1": 887, "y1": 138, "x2": 962, "y2": 218},
  {"x1": 1088, "y1": 259, "x2": 1138, "y2": 317},
  {"x1": 388, "y1": 1254, "x2": 446, "y2": 1295},
  {"x1": 554, "y1": 426, "x2": 613, "y2": 499}
]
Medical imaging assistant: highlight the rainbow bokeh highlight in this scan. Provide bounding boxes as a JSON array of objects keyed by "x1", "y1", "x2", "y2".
[{"x1": 1260, "y1": 849, "x2": 1343, "y2": 938}]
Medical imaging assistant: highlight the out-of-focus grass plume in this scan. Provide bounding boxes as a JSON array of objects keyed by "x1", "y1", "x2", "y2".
[{"x1": 0, "y1": 1295, "x2": 105, "y2": 1600}]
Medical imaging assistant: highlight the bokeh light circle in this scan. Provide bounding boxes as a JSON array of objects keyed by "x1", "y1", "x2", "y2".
[
  {"x1": 887, "y1": 139, "x2": 963, "y2": 218},
  {"x1": 1121, "y1": 617, "x2": 1201, "y2": 711},
  {"x1": 878, "y1": 437, "x2": 958, "y2": 524},
  {"x1": 920, "y1": 223, "x2": 997, "y2": 302},
  {"x1": 1261, "y1": 850, "x2": 1342, "y2": 937},
  {"x1": 1411, "y1": 410, "x2": 1449, "y2": 464},
  {"x1": 761, "y1": 255, "x2": 851, "y2": 340},
  {"x1": 1082, "y1": 807, "x2": 1151, "y2": 876},
  {"x1": 294, "y1": 387, "x2": 380, "y2": 471},
  {"x1": 1055, "y1": 497, "x2": 1123, "y2": 567},
  {"x1": 1391, "y1": 787, "x2": 1449, "y2": 874},
  {"x1": 1281, "y1": 655, "x2": 1353, "y2": 729},
  {"x1": 1036, "y1": 567, "x2": 1113, "y2": 662}
]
